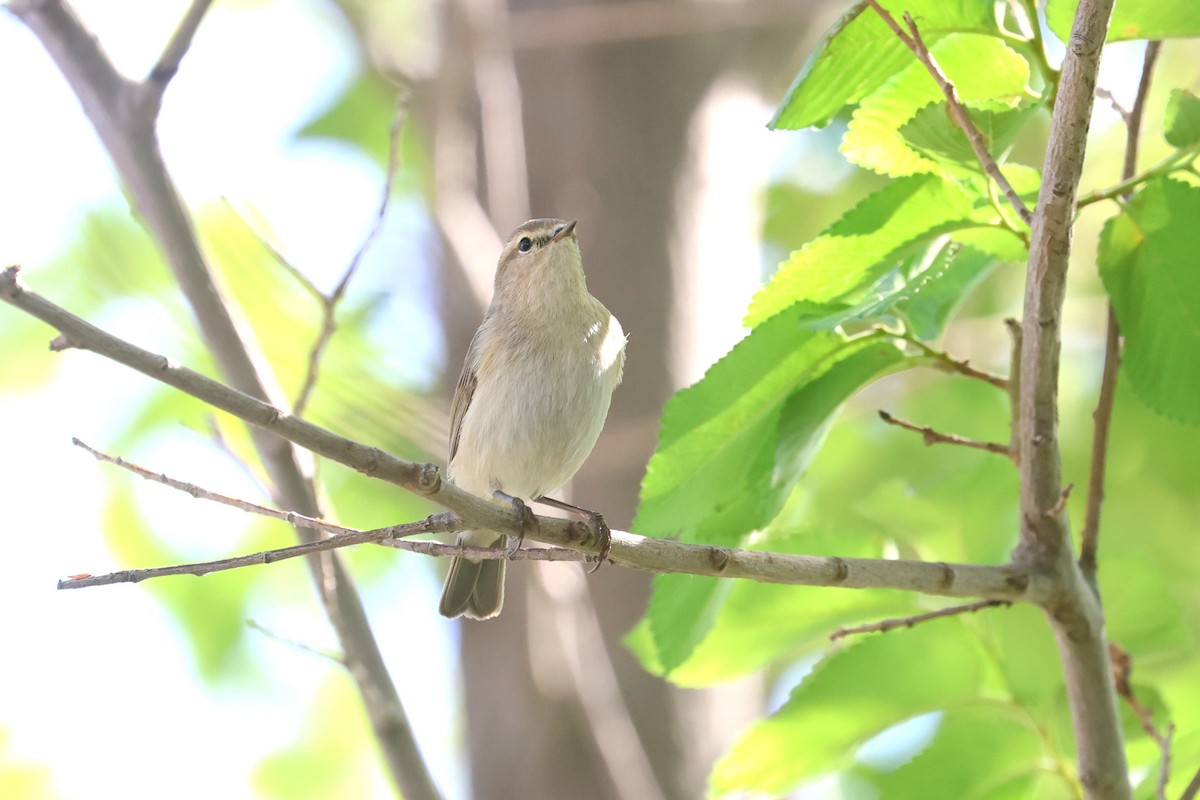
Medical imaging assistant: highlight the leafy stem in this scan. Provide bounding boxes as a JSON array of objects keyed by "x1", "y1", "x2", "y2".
[{"x1": 1077, "y1": 147, "x2": 1199, "y2": 208}]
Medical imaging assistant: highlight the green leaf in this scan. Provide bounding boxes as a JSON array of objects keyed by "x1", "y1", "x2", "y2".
[
  {"x1": 771, "y1": 0, "x2": 1004, "y2": 130},
  {"x1": 710, "y1": 623, "x2": 984, "y2": 797},
  {"x1": 895, "y1": 243, "x2": 1001, "y2": 339},
  {"x1": 1164, "y1": 88, "x2": 1200, "y2": 148},
  {"x1": 1098, "y1": 178, "x2": 1200, "y2": 424},
  {"x1": 634, "y1": 329, "x2": 906, "y2": 673},
  {"x1": 854, "y1": 706, "x2": 1044, "y2": 800},
  {"x1": 635, "y1": 321, "x2": 906, "y2": 545},
  {"x1": 641, "y1": 526, "x2": 911, "y2": 685},
  {"x1": 842, "y1": 35, "x2": 1031, "y2": 177},
  {"x1": 798, "y1": 240, "x2": 1001, "y2": 339},
  {"x1": 900, "y1": 103, "x2": 1040, "y2": 174},
  {"x1": 1046, "y1": 0, "x2": 1200, "y2": 43},
  {"x1": 746, "y1": 175, "x2": 990, "y2": 327}
]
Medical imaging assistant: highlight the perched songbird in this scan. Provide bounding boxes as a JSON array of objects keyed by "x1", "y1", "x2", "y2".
[{"x1": 439, "y1": 218, "x2": 626, "y2": 620}]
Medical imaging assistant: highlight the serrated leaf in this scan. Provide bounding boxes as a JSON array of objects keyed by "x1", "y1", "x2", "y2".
[
  {"x1": 800, "y1": 240, "x2": 1001, "y2": 339},
  {"x1": 710, "y1": 623, "x2": 984, "y2": 797},
  {"x1": 635, "y1": 323, "x2": 906, "y2": 544},
  {"x1": 1164, "y1": 88, "x2": 1200, "y2": 148},
  {"x1": 901, "y1": 103, "x2": 1040, "y2": 174},
  {"x1": 843, "y1": 35, "x2": 1031, "y2": 177},
  {"x1": 895, "y1": 243, "x2": 1000, "y2": 339},
  {"x1": 635, "y1": 333, "x2": 907, "y2": 672},
  {"x1": 746, "y1": 175, "x2": 991, "y2": 327},
  {"x1": 771, "y1": 0, "x2": 1004, "y2": 130},
  {"x1": 1098, "y1": 178, "x2": 1200, "y2": 424},
  {"x1": 642, "y1": 527, "x2": 910, "y2": 685},
  {"x1": 1046, "y1": 0, "x2": 1200, "y2": 43}
]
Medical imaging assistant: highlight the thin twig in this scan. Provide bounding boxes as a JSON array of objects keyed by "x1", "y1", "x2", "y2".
[
  {"x1": 1094, "y1": 86, "x2": 1131, "y2": 124},
  {"x1": 1110, "y1": 643, "x2": 1174, "y2": 799},
  {"x1": 906, "y1": 336, "x2": 1010, "y2": 390},
  {"x1": 247, "y1": 619, "x2": 346, "y2": 665},
  {"x1": 1077, "y1": 149, "x2": 1197, "y2": 208},
  {"x1": 71, "y1": 436, "x2": 436, "y2": 539},
  {"x1": 293, "y1": 95, "x2": 410, "y2": 417},
  {"x1": 1043, "y1": 483, "x2": 1074, "y2": 519},
  {"x1": 864, "y1": 0, "x2": 1033, "y2": 224},
  {"x1": 878, "y1": 410, "x2": 1014, "y2": 460},
  {"x1": 141, "y1": 0, "x2": 215, "y2": 114},
  {"x1": 219, "y1": 197, "x2": 325, "y2": 303},
  {"x1": 1080, "y1": 41, "x2": 1160, "y2": 579},
  {"x1": 830, "y1": 599, "x2": 1010, "y2": 640}
]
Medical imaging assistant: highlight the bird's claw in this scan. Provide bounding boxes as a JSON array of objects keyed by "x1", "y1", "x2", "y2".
[
  {"x1": 506, "y1": 496, "x2": 537, "y2": 557},
  {"x1": 584, "y1": 511, "x2": 611, "y2": 574}
]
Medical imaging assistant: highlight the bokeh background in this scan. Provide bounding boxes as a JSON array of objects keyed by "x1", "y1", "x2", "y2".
[{"x1": 2, "y1": 1, "x2": 1199, "y2": 798}]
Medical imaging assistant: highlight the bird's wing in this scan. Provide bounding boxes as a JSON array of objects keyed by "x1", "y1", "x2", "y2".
[{"x1": 448, "y1": 328, "x2": 483, "y2": 464}]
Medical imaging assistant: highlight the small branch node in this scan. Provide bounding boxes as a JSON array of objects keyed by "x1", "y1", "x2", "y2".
[
  {"x1": 1043, "y1": 483, "x2": 1074, "y2": 519},
  {"x1": 415, "y1": 462, "x2": 441, "y2": 494}
]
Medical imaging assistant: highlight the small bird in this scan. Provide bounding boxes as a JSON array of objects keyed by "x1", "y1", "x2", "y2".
[{"x1": 439, "y1": 218, "x2": 626, "y2": 620}]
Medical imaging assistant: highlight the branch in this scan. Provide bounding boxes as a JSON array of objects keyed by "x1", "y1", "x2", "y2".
[
  {"x1": 1077, "y1": 149, "x2": 1198, "y2": 208},
  {"x1": 830, "y1": 600, "x2": 1010, "y2": 641},
  {"x1": 1109, "y1": 644, "x2": 1174, "y2": 800},
  {"x1": 0, "y1": 265, "x2": 1053, "y2": 605},
  {"x1": 864, "y1": 0, "x2": 1033, "y2": 224},
  {"x1": 1081, "y1": 41, "x2": 1161, "y2": 579},
  {"x1": 294, "y1": 94, "x2": 410, "y2": 416},
  {"x1": 141, "y1": 0, "x2": 215, "y2": 114},
  {"x1": 1015, "y1": 1, "x2": 1129, "y2": 798},
  {"x1": 902, "y1": 334, "x2": 1010, "y2": 390},
  {"x1": 878, "y1": 410, "x2": 1014, "y2": 460}
]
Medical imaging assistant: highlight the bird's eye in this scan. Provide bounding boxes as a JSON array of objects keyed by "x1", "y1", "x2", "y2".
[{"x1": 517, "y1": 237, "x2": 533, "y2": 252}]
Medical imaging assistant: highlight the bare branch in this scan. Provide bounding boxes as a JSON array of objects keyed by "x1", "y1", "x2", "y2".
[
  {"x1": 863, "y1": 0, "x2": 1033, "y2": 224},
  {"x1": 0, "y1": 265, "x2": 1054, "y2": 604},
  {"x1": 878, "y1": 410, "x2": 1014, "y2": 460},
  {"x1": 830, "y1": 600, "x2": 1010, "y2": 641},
  {"x1": 294, "y1": 94, "x2": 411, "y2": 416},
  {"x1": 247, "y1": 619, "x2": 345, "y2": 666},
  {"x1": 1081, "y1": 41, "x2": 1161, "y2": 579},
  {"x1": 142, "y1": 0, "x2": 215, "y2": 114},
  {"x1": 905, "y1": 336, "x2": 1010, "y2": 390},
  {"x1": 1110, "y1": 644, "x2": 1174, "y2": 800}
]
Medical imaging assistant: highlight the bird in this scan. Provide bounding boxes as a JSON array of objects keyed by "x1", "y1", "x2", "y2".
[{"x1": 439, "y1": 218, "x2": 626, "y2": 620}]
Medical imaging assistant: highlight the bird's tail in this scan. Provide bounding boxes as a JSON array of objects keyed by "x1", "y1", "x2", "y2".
[{"x1": 439, "y1": 531, "x2": 506, "y2": 620}]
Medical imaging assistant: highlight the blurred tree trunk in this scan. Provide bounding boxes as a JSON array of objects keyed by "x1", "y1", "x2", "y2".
[{"x1": 431, "y1": 2, "x2": 818, "y2": 797}]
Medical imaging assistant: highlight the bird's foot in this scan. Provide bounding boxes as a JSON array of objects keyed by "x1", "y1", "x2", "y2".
[
  {"x1": 534, "y1": 495, "x2": 611, "y2": 573},
  {"x1": 493, "y1": 490, "x2": 537, "y2": 556}
]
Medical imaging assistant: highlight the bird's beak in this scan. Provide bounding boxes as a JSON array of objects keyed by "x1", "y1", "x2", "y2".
[{"x1": 551, "y1": 219, "x2": 577, "y2": 243}]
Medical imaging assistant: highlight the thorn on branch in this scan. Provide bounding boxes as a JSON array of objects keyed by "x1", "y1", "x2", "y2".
[
  {"x1": 878, "y1": 410, "x2": 1015, "y2": 461},
  {"x1": 1042, "y1": 483, "x2": 1073, "y2": 519},
  {"x1": 830, "y1": 599, "x2": 1011, "y2": 641}
]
